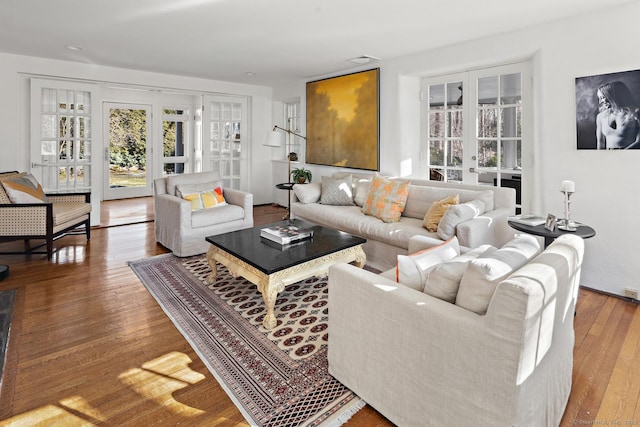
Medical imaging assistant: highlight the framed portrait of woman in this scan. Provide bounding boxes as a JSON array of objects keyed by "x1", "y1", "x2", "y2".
[{"x1": 575, "y1": 68, "x2": 640, "y2": 150}]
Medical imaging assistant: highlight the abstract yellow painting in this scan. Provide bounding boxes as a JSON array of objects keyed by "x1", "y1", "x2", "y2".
[{"x1": 306, "y1": 68, "x2": 379, "y2": 170}]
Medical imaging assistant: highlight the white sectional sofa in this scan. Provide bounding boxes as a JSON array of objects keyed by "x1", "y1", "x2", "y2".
[
  {"x1": 328, "y1": 233, "x2": 584, "y2": 426},
  {"x1": 290, "y1": 173, "x2": 516, "y2": 271}
]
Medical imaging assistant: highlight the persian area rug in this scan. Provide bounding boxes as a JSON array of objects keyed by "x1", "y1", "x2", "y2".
[{"x1": 129, "y1": 254, "x2": 364, "y2": 427}]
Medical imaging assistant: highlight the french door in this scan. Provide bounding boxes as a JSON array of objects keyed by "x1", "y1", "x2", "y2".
[
  {"x1": 30, "y1": 79, "x2": 98, "y2": 193},
  {"x1": 202, "y1": 95, "x2": 249, "y2": 191},
  {"x1": 103, "y1": 103, "x2": 152, "y2": 200},
  {"x1": 421, "y1": 62, "x2": 531, "y2": 212}
]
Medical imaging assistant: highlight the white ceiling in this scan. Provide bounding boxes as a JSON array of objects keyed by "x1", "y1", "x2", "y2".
[{"x1": 0, "y1": 0, "x2": 635, "y2": 87}]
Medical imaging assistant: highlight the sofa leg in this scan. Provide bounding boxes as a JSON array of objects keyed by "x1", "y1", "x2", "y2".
[
  {"x1": 47, "y1": 238, "x2": 53, "y2": 260},
  {"x1": 86, "y1": 219, "x2": 91, "y2": 240}
]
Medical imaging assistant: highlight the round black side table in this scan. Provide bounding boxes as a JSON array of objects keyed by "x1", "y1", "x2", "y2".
[
  {"x1": 0, "y1": 265, "x2": 8, "y2": 282},
  {"x1": 507, "y1": 220, "x2": 596, "y2": 248},
  {"x1": 275, "y1": 182, "x2": 295, "y2": 220}
]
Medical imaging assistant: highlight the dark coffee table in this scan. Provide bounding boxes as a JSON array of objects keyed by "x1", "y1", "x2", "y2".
[{"x1": 205, "y1": 219, "x2": 366, "y2": 329}]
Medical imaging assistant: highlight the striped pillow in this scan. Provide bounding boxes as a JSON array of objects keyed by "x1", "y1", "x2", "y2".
[{"x1": 1, "y1": 173, "x2": 47, "y2": 204}]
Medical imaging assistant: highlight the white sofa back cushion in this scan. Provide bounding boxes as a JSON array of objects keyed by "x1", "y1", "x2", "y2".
[
  {"x1": 455, "y1": 234, "x2": 541, "y2": 314},
  {"x1": 423, "y1": 244, "x2": 495, "y2": 303},
  {"x1": 396, "y1": 237, "x2": 460, "y2": 291}
]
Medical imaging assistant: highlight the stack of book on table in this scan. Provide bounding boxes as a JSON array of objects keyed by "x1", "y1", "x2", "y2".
[
  {"x1": 260, "y1": 224, "x2": 314, "y2": 245},
  {"x1": 508, "y1": 214, "x2": 546, "y2": 226}
]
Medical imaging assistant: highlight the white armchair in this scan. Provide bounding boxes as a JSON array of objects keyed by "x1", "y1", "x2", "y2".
[{"x1": 154, "y1": 172, "x2": 253, "y2": 257}]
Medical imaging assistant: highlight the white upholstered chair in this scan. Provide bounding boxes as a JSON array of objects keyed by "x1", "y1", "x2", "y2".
[{"x1": 153, "y1": 172, "x2": 253, "y2": 257}]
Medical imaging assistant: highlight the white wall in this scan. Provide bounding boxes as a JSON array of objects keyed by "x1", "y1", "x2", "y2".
[
  {"x1": 0, "y1": 52, "x2": 275, "y2": 226},
  {"x1": 274, "y1": 2, "x2": 640, "y2": 297}
]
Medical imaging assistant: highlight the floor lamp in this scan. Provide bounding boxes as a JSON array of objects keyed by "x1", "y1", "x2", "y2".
[{"x1": 264, "y1": 123, "x2": 307, "y2": 219}]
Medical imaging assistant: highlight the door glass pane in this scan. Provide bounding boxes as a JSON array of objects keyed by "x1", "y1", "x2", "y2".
[
  {"x1": 446, "y1": 169, "x2": 462, "y2": 182},
  {"x1": 447, "y1": 140, "x2": 463, "y2": 166},
  {"x1": 447, "y1": 109, "x2": 463, "y2": 137},
  {"x1": 478, "y1": 76, "x2": 498, "y2": 106},
  {"x1": 500, "y1": 140, "x2": 521, "y2": 169},
  {"x1": 430, "y1": 140, "x2": 444, "y2": 165},
  {"x1": 477, "y1": 140, "x2": 498, "y2": 168},
  {"x1": 500, "y1": 73, "x2": 521, "y2": 105},
  {"x1": 108, "y1": 108, "x2": 147, "y2": 189},
  {"x1": 478, "y1": 109, "x2": 498, "y2": 138},
  {"x1": 500, "y1": 106, "x2": 521, "y2": 138},
  {"x1": 429, "y1": 84, "x2": 444, "y2": 107},
  {"x1": 42, "y1": 115, "x2": 57, "y2": 138},
  {"x1": 429, "y1": 109, "x2": 444, "y2": 138},
  {"x1": 447, "y1": 82, "x2": 463, "y2": 106}
]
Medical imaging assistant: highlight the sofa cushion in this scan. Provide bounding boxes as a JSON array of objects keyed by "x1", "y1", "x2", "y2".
[
  {"x1": 292, "y1": 203, "x2": 435, "y2": 250},
  {"x1": 396, "y1": 237, "x2": 460, "y2": 291},
  {"x1": 361, "y1": 175, "x2": 410, "y2": 223},
  {"x1": 437, "y1": 199, "x2": 485, "y2": 240},
  {"x1": 191, "y1": 204, "x2": 245, "y2": 228},
  {"x1": 423, "y1": 244, "x2": 495, "y2": 303},
  {"x1": 293, "y1": 183, "x2": 321, "y2": 204},
  {"x1": 403, "y1": 185, "x2": 494, "y2": 219},
  {"x1": 423, "y1": 194, "x2": 459, "y2": 231},
  {"x1": 455, "y1": 234, "x2": 542, "y2": 315},
  {"x1": 320, "y1": 175, "x2": 354, "y2": 206},
  {"x1": 1, "y1": 173, "x2": 47, "y2": 203},
  {"x1": 52, "y1": 202, "x2": 92, "y2": 226}
]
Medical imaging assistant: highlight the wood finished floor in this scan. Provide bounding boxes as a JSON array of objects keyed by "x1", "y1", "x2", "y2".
[{"x1": 0, "y1": 201, "x2": 638, "y2": 425}]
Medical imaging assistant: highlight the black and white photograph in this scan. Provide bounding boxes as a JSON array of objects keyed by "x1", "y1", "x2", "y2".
[{"x1": 575, "y1": 68, "x2": 640, "y2": 149}]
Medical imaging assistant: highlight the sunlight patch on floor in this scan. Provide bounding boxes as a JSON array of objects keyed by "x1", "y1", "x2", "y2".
[
  {"x1": 0, "y1": 352, "x2": 207, "y2": 425},
  {"x1": 118, "y1": 351, "x2": 206, "y2": 416}
]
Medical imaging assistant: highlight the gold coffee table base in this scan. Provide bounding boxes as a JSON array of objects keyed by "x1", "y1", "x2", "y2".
[{"x1": 205, "y1": 244, "x2": 366, "y2": 329}]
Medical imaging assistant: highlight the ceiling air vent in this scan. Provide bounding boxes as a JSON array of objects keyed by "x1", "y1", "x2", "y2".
[{"x1": 347, "y1": 55, "x2": 381, "y2": 65}]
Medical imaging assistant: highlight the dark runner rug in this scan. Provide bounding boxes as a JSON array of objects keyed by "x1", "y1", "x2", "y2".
[
  {"x1": 129, "y1": 254, "x2": 364, "y2": 427},
  {"x1": 0, "y1": 288, "x2": 16, "y2": 390}
]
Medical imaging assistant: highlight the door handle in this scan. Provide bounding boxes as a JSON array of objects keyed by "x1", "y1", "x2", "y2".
[{"x1": 469, "y1": 167, "x2": 485, "y2": 174}]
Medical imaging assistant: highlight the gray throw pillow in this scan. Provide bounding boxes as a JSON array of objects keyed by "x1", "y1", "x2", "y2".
[{"x1": 320, "y1": 175, "x2": 354, "y2": 206}]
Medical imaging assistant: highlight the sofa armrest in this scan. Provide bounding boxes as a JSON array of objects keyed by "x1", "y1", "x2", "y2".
[
  {"x1": 223, "y1": 188, "x2": 253, "y2": 219},
  {"x1": 154, "y1": 193, "x2": 192, "y2": 231},
  {"x1": 0, "y1": 203, "x2": 51, "y2": 235},
  {"x1": 407, "y1": 234, "x2": 449, "y2": 254},
  {"x1": 455, "y1": 207, "x2": 515, "y2": 248}
]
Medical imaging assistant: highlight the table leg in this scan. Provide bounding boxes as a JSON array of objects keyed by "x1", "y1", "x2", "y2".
[
  {"x1": 353, "y1": 246, "x2": 367, "y2": 268},
  {"x1": 205, "y1": 246, "x2": 218, "y2": 284},
  {"x1": 257, "y1": 280, "x2": 285, "y2": 329}
]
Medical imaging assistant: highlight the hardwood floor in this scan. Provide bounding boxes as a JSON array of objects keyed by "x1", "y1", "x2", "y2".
[{"x1": 0, "y1": 204, "x2": 638, "y2": 425}]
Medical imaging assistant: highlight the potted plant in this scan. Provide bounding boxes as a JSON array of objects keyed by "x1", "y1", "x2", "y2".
[{"x1": 291, "y1": 168, "x2": 312, "y2": 184}]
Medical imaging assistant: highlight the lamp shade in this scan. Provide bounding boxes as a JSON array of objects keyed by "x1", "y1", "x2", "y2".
[{"x1": 263, "y1": 130, "x2": 283, "y2": 147}]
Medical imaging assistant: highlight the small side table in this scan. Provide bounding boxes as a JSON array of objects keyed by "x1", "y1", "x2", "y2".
[
  {"x1": 508, "y1": 220, "x2": 596, "y2": 248},
  {"x1": 275, "y1": 182, "x2": 295, "y2": 220}
]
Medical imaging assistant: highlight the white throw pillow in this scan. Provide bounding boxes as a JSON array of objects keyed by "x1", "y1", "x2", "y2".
[
  {"x1": 353, "y1": 179, "x2": 372, "y2": 207},
  {"x1": 293, "y1": 183, "x2": 321, "y2": 204},
  {"x1": 437, "y1": 198, "x2": 485, "y2": 240},
  {"x1": 396, "y1": 237, "x2": 460, "y2": 291},
  {"x1": 423, "y1": 244, "x2": 495, "y2": 303},
  {"x1": 455, "y1": 234, "x2": 542, "y2": 315}
]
